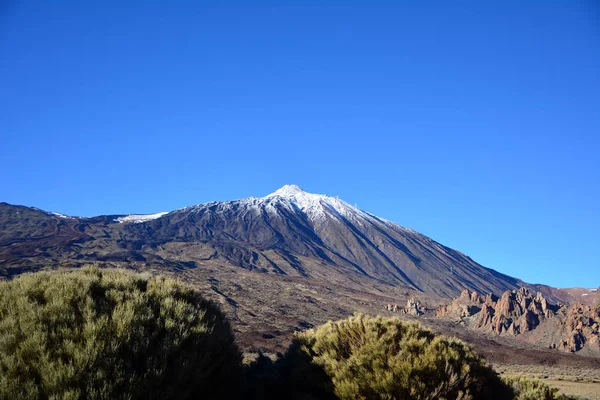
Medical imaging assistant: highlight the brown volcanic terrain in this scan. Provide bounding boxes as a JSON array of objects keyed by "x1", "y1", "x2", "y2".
[
  {"x1": 1, "y1": 185, "x2": 599, "y2": 383},
  {"x1": 554, "y1": 287, "x2": 599, "y2": 306}
]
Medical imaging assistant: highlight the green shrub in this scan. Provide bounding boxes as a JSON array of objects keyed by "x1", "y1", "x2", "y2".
[
  {"x1": 503, "y1": 377, "x2": 579, "y2": 400},
  {"x1": 0, "y1": 266, "x2": 242, "y2": 400},
  {"x1": 271, "y1": 313, "x2": 513, "y2": 400}
]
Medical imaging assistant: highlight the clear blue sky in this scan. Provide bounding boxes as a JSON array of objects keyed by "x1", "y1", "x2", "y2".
[{"x1": 1, "y1": 1, "x2": 599, "y2": 288}]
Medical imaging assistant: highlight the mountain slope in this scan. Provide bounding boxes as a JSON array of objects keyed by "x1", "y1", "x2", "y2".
[
  {"x1": 1, "y1": 185, "x2": 523, "y2": 298},
  {"x1": 116, "y1": 185, "x2": 522, "y2": 298}
]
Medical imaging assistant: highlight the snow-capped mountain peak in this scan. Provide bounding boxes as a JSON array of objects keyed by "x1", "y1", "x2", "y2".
[
  {"x1": 181, "y1": 185, "x2": 385, "y2": 226},
  {"x1": 267, "y1": 184, "x2": 306, "y2": 197},
  {"x1": 264, "y1": 184, "x2": 327, "y2": 207},
  {"x1": 264, "y1": 184, "x2": 370, "y2": 224}
]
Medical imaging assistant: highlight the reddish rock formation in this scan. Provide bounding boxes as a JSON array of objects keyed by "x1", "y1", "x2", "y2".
[
  {"x1": 472, "y1": 288, "x2": 555, "y2": 335},
  {"x1": 385, "y1": 297, "x2": 424, "y2": 316},
  {"x1": 404, "y1": 297, "x2": 423, "y2": 316},
  {"x1": 385, "y1": 303, "x2": 399, "y2": 312},
  {"x1": 476, "y1": 304, "x2": 495, "y2": 327},
  {"x1": 437, "y1": 287, "x2": 600, "y2": 354},
  {"x1": 553, "y1": 304, "x2": 600, "y2": 352},
  {"x1": 435, "y1": 289, "x2": 488, "y2": 319}
]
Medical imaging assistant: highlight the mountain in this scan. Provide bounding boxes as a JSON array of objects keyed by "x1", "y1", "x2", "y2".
[
  {"x1": 2, "y1": 185, "x2": 522, "y2": 298},
  {"x1": 4, "y1": 184, "x2": 599, "y2": 363}
]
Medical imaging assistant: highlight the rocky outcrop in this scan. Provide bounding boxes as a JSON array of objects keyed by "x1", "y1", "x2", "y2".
[
  {"x1": 386, "y1": 303, "x2": 399, "y2": 312},
  {"x1": 385, "y1": 297, "x2": 424, "y2": 316},
  {"x1": 476, "y1": 304, "x2": 495, "y2": 327},
  {"x1": 473, "y1": 288, "x2": 556, "y2": 335},
  {"x1": 404, "y1": 297, "x2": 423, "y2": 316},
  {"x1": 551, "y1": 304, "x2": 600, "y2": 352},
  {"x1": 435, "y1": 289, "x2": 488, "y2": 319},
  {"x1": 437, "y1": 287, "x2": 600, "y2": 354}
]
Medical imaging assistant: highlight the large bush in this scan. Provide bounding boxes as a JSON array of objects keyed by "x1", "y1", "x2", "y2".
[
  {"x1": 0, "y1": 267, "x2": 242, "y2": 400},
  {"x1": 264, "y1": 313, "x2": 513, "y2": 400}
]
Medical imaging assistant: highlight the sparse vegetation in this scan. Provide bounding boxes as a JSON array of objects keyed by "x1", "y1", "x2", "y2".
[
  {"x1": 0, "y1": 268, "x2": 584, "y2": 400},
  {"x1": 494, "y1": 364, "x2": 600, "y2": 384},
  {"x1": 503, "y1": 377, "x2": 581, "y2": 400},
  {"x1": 0, "y1": 267, "x2": 242, "y2": 400}
]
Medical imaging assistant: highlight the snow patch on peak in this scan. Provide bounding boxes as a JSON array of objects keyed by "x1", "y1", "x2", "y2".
[
  {"x1": 264, "y1": 185, "x2": 373, "y2": 224},
  {"x1": 266, "y1": 185, "x2": 333, "y2": 208},
  {"x1": 267, "y1": 184, "x2": 306, "y2": 197},
  {"x1": 180, "y1": 185, "x2": 413, "y2": 232},
  {"x1": 116, "y1": 212, "x2": 168, "y2": 224}
]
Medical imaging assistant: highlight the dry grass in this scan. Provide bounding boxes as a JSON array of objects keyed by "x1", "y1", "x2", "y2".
[{"x1": 496, "y1": 364, "x2": 600, "y2": 399}]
